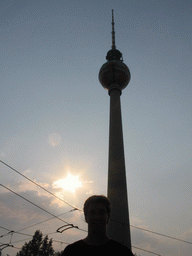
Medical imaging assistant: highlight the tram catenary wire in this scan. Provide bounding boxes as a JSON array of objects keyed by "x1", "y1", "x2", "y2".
[
  {"x1": 1, "y1": 161, "x2": 192, "y2": 249},
  {"x1": 111, "y1": 219, "x2": 192, "y2": 245},
  {"x1": 0, "y1": 184, "x2": 87, "y2": 233},
  {"x1": 0, "y1": 225, "x2": 70, "y2": 249},
  {"x1": 0, "y1": 225, "x2": 160, "y2": 256},
  {"x1": 0, "y1": 160, "x2": 82, "y2": 211},
  {"x1": 0, "y1": 209, "x2": 78, "y2": 239}
]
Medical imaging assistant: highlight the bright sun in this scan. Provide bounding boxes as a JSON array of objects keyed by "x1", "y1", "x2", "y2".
[{"x1": 53, "y1": 173, "x2": 82, "y2": 193}]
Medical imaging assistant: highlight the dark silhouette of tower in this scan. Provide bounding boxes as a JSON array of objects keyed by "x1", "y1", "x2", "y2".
[{"x1": 98, "y1": 10, "x2": 131, "y2": 249}]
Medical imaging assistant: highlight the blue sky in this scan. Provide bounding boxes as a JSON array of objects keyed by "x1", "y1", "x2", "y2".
[{"x1": 0, "y1": 1, "x2": 192, "y2": 255}]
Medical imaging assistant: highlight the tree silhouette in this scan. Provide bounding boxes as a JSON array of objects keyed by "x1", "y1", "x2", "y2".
[{"x1": 16, "y1": 230, "x2": 54, "y2": 256}]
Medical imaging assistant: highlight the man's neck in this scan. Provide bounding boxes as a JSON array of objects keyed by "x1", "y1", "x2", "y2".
[{"x1": 84, "y1": 228, "x2": 110, "y2": 245}]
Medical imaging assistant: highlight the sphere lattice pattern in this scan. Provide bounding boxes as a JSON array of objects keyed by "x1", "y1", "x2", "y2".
[{"x1": 99, "y1": 60, "x2": 131, "y2": 91}]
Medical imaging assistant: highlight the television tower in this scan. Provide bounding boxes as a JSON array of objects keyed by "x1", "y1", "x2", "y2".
[{"x1": 99, "y1": 10, "x2": 131, "y2": 249}]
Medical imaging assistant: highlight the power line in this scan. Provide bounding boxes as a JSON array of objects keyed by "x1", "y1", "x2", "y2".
[
  {"x1": 2, "y1": 184, "x2": 192, "y2": 245},
  {"x1": 0, "y1": 184, "x2": 86, "y2": 233},
  {"x1": 0, "y1": 226, "x2": 31, "y2": 239},
  {"x1": 11, "y1": 234, "x2": 70, "y2": 247},
  {"x1": 1, "y1": 184, "x2": 69, "y2": 225},
  {"x1": 9, "y1": 245, "x2": 22, "y2": 250},
  {"x1": 1, "y1": 225, "x2": 159, "y2": 256},
  {"x1": 130, "y1": 225, "x2": 192, "y2": 245},
  {"x1": 0, "y1": 226, "x2": 33, "y2": 252},
  {"x1": 0, "y1": 226, "x2": 69, "y2": 244},
  {"x1": 0, "y1": 226, "x2": 70, "y2": 250},
  {"x1": 0, "y1": 160, "x2": 82, "y2": 211},
  {"x1": 0, "y1": 226, "x2": 14, "y2": 252},
  {"x1": 0, "y1": 243, "x2": 14, "y2": 251},
  {"x1": 17, "y1": 209, "x2": 77, "y2": 233},
  {"x1": 132, "y1": 245, "x2": 161, "y2": 256},
  {"x1": 0, "y1": 209, "x2": 78, "y2": 240},
  {"x1": 11, "y1": 232, "x2": 70, "y2": 247},
  {"x1": 1, "y1": 161, "x2": 191, "y2": 250},
  {"x1": 110, "y1": 219, "x2": 192, "y2": 245}
]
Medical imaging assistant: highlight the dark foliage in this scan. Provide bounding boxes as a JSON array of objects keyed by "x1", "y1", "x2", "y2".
[{"x1": 16, "y1": 230, "x2": 54, "y2": 256}]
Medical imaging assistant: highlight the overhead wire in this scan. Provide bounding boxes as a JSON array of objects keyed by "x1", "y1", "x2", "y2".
[
  {"x1": 0, "y1": 226, "x2": 159, "y2": 256},
  {"x1": 2, "y1": 160, "x2": 191, "y2": 244},
  {"x1": 0, "y1": 226, "x2": 70, "y2": 251},
  {"x1": 1, "y1": 208, "x2": 78, "y2": 239},
  {"x1": 8, "y1": 245, "x2": 22, "y2": 250},
  {"x1": 0, "y1": 160, "x2": 82, "y2": 211},
  {"x1": 0, "y1": 211, "x2": 85, "y2": 251},
  {"x1": 1, "y1": 184, "x2": 69, "y2": 225},
  {"x1": 17, "y1": 209, "x2": 78, "y2": 233},
  {"x1": 0, "y1": 228, "x2": 14, "y2": 251},
  {"x1": 110, "y1": 219, "x2": 192, "y2": 245},
  {"x1": 132, "y1": 245, "x2": 161, "y2": 256},
  {"x1": 0, "y1": 243, "x2": 14, "y2": 251},
  {"x1": 0, "y1": 184, "x2": 87, "y2": 233},
  {"x1": 0, "y1": 240, "x2": 21, "y2": 251},
  {"x1": 1, "y1": 160, "x2": 191, "y2": 254},
  {"x1": 11, "y1": 232, "x2": 70, "y2": 247},
  {"x1": 0, "y1": 226, "x2": 161, "y2": 256},
  {"x1": 0, "y1": 226, "x2": 33, "y2": 239},
  {"x1": 11, "y1": 234, "x2": 70, "y2": 247},
  {"x1": 130, "y1": 225, "x2": 192, "y2": 245},
  {"x1": 0, "y1": 162, "x2": 87, "y2": 250}
]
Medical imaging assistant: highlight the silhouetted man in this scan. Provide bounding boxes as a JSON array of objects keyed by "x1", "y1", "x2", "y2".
[{"x1": 62, "y1": 195, "x2": 134, "y2": 256}]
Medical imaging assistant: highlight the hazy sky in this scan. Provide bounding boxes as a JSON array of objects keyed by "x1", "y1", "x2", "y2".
[{"x1": 0, "y1": 1, "x2": 192, "y2": 255}]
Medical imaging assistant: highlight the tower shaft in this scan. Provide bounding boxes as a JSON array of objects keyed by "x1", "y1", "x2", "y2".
[
  {"x1": 107, "y1": 88, "x2": 131, "y2": 249},
  {"x1": 99, "y1": 9, "x2": 132, "y2": 251}
]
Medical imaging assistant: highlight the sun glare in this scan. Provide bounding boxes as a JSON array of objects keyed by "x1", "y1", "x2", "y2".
[{"x1": 53, "y1": 173, "x2": 82, "y2": 193}]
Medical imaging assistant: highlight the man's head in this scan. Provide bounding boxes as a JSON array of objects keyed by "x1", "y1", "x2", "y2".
[{"x1": 83, "y1": 195, "x2": 111, "y2": 225}]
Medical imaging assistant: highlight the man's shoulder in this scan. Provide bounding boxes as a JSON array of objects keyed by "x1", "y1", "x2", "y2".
[
  {"x1": 65, "y1": 240, "x2": 84, "y2": 249},
  {"x1": 62, "y1": 240, "x2": 84, "y2": 255},
  {"x1": 62, "y1": 239, "x2": 134, "y2": 256},
  {"x1": 108, "y1": 240, "x2": 134, "y2": 255}
]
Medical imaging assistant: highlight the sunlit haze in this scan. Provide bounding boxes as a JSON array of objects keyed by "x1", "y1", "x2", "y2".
[{"x1": 53, "y1": 173, "x2": 82, "y2": 193}]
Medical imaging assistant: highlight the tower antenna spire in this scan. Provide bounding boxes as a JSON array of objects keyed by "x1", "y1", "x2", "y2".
[{"x1": 111, "y1": 9, "x2": 116, "y2": 50}]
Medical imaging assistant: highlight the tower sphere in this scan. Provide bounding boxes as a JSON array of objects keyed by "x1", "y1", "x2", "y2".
[
  {"x1": 99, "y1": 51, "x2": 131, "y2": 92},
  {"x1": 99, "y1": 9, "x2": 131, "y2": 92}
]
